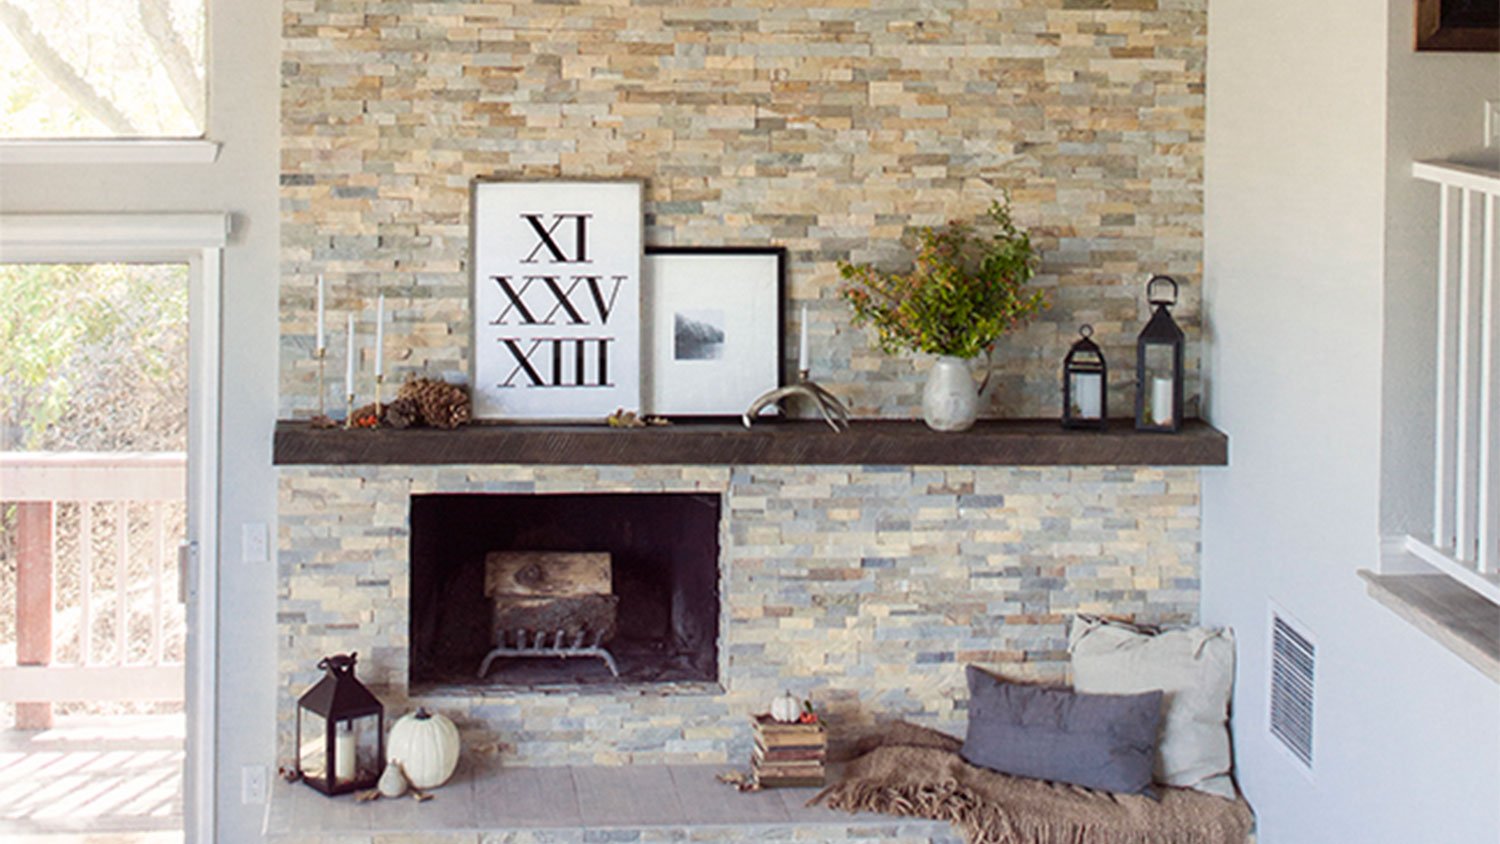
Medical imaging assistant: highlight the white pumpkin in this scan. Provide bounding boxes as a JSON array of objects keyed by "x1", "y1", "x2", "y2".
[
  {"x1": 377, "y1": 761, "x2": 408, "y2": 798},
  {"x1": 387, "y1": 707, "x2": 460, "y2": 789},
  {"x1": 770, "y1": 690, "x2": 801, "y2": 724}
]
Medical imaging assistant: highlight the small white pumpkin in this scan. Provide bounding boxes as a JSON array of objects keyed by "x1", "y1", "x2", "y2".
[
  {"x1": 377, "y1": 761, "x2": 408, "y2": 798},
  {"x1": 387, "y1": 707, "x2": 460, "y2": 789},
  {"x1": 769, "y1": 690, "x2": 801, "y2": 724}
]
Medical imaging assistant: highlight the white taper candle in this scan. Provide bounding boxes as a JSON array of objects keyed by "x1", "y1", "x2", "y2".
[
  {"x1": 374, "y1": 294, "x2": 385, "y2": 379},
  {"x1": 345, "y1": 312, "x2": 355, "y2": 395},
  {"x1": 798, "y1": 304, "x2": 809, "y2": 373},
  {"x1": 315, "y1": 275, "x2": 325, "y2": 352}
]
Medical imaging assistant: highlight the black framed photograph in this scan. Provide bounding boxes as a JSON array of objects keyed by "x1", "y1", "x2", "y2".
[
  {"x1": 1416, "y1": 0, "x2": 1499, "y2": 51},
  {"x1": 643, "y1": 247, "x2": 786, "y2": 417}
]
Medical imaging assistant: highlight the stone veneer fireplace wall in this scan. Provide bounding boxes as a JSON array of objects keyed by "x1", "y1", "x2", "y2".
[
  {"x1": 276, "y1": 0, "x2": 1213, "y2": 773},
  {"x1": 278, "y1": 463, "x2": 1201, "y2": 764},
  {"x1": 278, "y1": 0, "x2": 1208, "y2": 420}
]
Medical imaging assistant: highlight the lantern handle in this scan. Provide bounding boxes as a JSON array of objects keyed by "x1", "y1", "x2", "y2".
[
  {"x1": 317, "y1": 652, "x2": 358, "y2": 675},
  {"x1": 1078, "y1": 324, "x2": 1094, "y2": 339},
  {"x1": 1146, "y1": 275, "x2": 1178, "y2": 307}
]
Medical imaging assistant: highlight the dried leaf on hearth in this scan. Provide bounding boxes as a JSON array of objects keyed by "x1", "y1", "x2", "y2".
[{"x1": 716, "y1": 770, "x2": 762, "y2": 792}]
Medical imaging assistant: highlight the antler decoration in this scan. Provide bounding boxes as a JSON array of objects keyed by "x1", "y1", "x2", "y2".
[{"x1": 742, "y1": 369, "x2": 851, "y2": 433}]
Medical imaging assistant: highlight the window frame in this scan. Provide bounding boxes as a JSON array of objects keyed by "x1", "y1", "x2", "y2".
[
  {"x1": 0, "y1": 212, "x2": 227, "y2": 843},
  {"x1": 0, "y1": 0, "x2": 214, "y2": 150},
  {"x1": 0, "y1": 139, "x2": 220, "y2": 164}
]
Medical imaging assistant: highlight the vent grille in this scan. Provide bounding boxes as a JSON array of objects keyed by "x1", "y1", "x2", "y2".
[{"x1": 1269, "y1": 612, "x2": 1315, "y2": 768}]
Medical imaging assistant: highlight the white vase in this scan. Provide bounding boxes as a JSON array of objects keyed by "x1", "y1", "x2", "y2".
[{"x1": 922, "y1": 355, "x2": 986, "y2": 432}]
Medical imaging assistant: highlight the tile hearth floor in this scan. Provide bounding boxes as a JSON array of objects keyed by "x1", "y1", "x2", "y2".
[{"x1": 265, "y1": 760, "x2": 961, "y2": 843}]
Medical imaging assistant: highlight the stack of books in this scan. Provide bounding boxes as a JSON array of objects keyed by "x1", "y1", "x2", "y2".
[{"x1": 750, "y1": 714, "x2": 826, "y2": 788}]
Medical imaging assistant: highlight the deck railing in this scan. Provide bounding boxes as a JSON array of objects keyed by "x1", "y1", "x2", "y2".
[
  {"x1": 1409, "y1": 160, "x2": 1500, "y2": 603},
  {"x1": 1, "y1": 452, "x2": 187, "y2": 728}
]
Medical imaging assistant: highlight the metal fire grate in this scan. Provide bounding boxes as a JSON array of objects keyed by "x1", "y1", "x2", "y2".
[{"x1": 477, "y1": 629, "x2": 619, "y2": 679}]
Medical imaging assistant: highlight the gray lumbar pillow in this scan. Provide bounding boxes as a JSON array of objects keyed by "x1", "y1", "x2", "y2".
[
  {"x1": 1069, "y1": 615, "x2": 1237, "y2": 799},
  {"x1": 960, "y1": 665, "x2": 1163, "y2": 796}
]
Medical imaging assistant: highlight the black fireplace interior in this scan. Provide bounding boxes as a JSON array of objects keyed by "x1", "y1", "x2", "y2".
[{"x1": 409, "y1": 492, "x2": 721, "y2": 688}]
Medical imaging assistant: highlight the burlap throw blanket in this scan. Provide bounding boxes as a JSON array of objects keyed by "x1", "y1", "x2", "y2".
[{"x1": 812, "y1": 722, "x2": 1254, "y2": 844}]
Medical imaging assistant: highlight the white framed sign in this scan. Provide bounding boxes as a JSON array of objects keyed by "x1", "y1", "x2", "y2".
[
  {"x1": 643, "y1": 247, "x2": 785, "y2": 417},
  {"x1": 471, "y1": 179, "x2": 643, "y2": 420}
]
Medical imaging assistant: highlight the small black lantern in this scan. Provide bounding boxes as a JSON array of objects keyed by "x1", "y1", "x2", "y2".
[
  {"x1": 296, "y1": 653, "x2": 384, "y2": 796},
  {"x1": 1062, "y1": 324, "x2": 1107, "y2": 430},
  {"x1": 1135, "y1": 275, "x2": 1185, "y2": 433}
]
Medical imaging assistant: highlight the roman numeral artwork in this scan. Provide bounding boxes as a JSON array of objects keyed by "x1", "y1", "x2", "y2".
[{"x1": 472, "y1": 181, "x2": 643, "y2": 419}]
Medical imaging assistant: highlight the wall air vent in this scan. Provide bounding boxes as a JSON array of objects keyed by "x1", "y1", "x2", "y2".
[{"x1": 1268, "y1": 607, "x2": 1316, "y2": 769}]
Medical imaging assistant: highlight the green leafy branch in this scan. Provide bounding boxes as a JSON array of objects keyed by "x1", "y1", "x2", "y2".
[{"x1": 839, "y1": 197, "x2": 1047, "y2": 360}]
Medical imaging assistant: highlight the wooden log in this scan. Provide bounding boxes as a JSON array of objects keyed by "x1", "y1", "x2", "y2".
[
  {"x1": 485, "y1": 552, "x2": 611, "y2": 598},
  {"x1": 491, "y1": 594, "x2": 619, "y2": 642}
]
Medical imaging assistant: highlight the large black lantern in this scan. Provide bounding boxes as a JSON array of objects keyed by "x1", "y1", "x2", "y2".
[
  {"x1": 1062, "y1": 324, "x2": 1107, "y2": 430},
  {"x1": 1135, "y1": 275, "x2": 1184, "y2": 432},
  {"x1": 296, "y1": 653, "x2": 384, "y2": 796}
]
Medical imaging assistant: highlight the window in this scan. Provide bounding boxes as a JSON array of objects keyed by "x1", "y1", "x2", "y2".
[
  {"x1": 0, "y1": 212, "x2": 227, "y2": 842},
  {"x1": 0, "y1": 0, "x2": 206, "y2": 139}
]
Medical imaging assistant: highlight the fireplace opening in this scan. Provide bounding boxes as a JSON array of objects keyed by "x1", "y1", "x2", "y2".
[{"x1": 409, "y1": 493, "x2": 721, "y2": 689}]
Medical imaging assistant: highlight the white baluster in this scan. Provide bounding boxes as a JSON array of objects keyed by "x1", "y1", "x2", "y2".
[
  {"x1": 1479, "y1": 193, "x2": 1499, "y2": 574},
  {"x1": 1434, "y1": 184, "x2": 1458, "y2": 550},
  {"x1": 116, "y1": 502, "x2": 129, "y2": 664}
]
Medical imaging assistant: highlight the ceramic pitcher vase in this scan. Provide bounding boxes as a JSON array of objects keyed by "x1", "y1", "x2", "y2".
[{"x1": 921, "y1": 355, "x2": 989, "y2": 432}]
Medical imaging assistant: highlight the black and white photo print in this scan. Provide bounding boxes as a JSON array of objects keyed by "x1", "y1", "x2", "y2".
[
  {"x1": 673, "y1": 310, "x2": 726, "y2": 361},
  {"x1": 644, "y1": 248, "x2": 785, "y2": 416}
]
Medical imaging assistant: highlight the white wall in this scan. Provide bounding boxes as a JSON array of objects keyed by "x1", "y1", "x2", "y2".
[
  {"x1": 0, "y1": 1, "x2": 281, "y2": 841},
  {"x1": 1203, "y1": 0, "x2": 1500, "y2": 841}
]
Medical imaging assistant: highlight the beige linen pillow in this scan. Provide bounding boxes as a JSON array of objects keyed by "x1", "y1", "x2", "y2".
[{"x1": 1068, "y1": 615, "x2": 1237, "y2": 799}]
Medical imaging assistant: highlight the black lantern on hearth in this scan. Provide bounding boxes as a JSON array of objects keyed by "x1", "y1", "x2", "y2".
[
  {"x1": 1062, "y1": 325, "x2": 1107, "y2": 430},
  {"x1": 296, "y1": 653, "x2": 384, "y2": 796},
  {"x1": 1135, "y1": 275, "x2": 1185, "y2": 433}
]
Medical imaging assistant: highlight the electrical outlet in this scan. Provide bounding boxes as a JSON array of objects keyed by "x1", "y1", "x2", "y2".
[
  {"x1": 241, "y1": 522, "x2": 268, "y2": 563},
  {"x1": 1486, "y1": 100, "x2": 1500, "y2": 148},
  {"x1": 242, "y1": 765, "x2": 268, "y2": 805}
]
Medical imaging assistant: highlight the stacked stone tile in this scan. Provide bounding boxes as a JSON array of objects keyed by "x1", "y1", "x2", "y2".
[
  {"x1": 278, "y1": 464, "x2": 1200, "y2": 766},
  {"x1": 279, "y1": 0, "x2": 1207, "y2": 421}
]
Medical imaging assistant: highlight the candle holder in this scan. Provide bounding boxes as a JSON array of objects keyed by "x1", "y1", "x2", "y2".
[
  {"x1": 742, "y1": 368, "x2": 851, "y2": 432},
  {"x1": 375, "y1": 373, "x2": 385, "y2": 423},
  {"x1": 344, "y1": 392, "x2": 356, "y2": 430},
  {"x1": 308, "y1": 347, "x2": 338, "y2": 429}
]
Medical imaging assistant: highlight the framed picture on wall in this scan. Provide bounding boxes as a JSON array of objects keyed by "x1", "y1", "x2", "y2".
[
  {"x1": 470, "y1": 179, "x2": 643, "y2": 420},
  {"x1": 643, "y1": 247, "x2": 786, "y2": 417},
  {"x1": 1416, "y1": 0, "x2": 1499, "y2": 51}
]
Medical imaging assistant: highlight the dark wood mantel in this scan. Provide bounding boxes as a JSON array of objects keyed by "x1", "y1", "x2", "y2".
[{"x1": 273, "y1": 418, "x2": 1227, "y2": 467}]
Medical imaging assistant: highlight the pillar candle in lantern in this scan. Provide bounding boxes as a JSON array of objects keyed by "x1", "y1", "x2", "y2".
[
  {"x1": 1074, "y1": 373, "x2": 1103, "y2": 419},
  {"x1": 334, "y1": 722, "x2": 355, "y2": 782},
  {"x1": 1151, "y1": 376, "x2": 1174, "y2": 426}
]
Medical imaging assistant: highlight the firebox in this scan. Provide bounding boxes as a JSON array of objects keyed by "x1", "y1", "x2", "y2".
[{"x1": 408, "y1": 493, "x2": 721, "y2": 689}]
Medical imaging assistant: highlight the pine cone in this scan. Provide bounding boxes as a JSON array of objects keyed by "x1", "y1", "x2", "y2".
[
  {"x1": 398, "y1": 377, "x2": 471, "y2": 430},
  {"x1": 383, "y1": 396, "x2": 421, "y2": 429}
]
